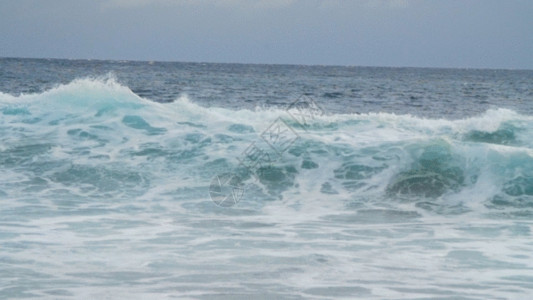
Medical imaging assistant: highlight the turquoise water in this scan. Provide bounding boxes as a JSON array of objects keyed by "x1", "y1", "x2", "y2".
[{"x1": 1, "y1": 58, "x2": 533, "y2": 299}]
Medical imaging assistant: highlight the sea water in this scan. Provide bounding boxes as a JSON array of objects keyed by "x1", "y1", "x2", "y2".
[{"x1": 1, "y1": 58, "x2": 533, "y2": 299}]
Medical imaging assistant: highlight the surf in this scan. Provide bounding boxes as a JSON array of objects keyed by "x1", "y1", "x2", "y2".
[{"x1": 0, "y1": 78, "x2": 532, "y2": 216}]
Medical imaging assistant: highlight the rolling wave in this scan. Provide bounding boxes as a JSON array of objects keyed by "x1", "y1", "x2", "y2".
[{"x1": 1, "y1": 78, "x2": 533, "y2": 215}]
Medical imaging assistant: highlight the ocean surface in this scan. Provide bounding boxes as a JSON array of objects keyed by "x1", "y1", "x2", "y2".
[{"x1": 1, "y1": 57, "x2": 533, "y2": 299}]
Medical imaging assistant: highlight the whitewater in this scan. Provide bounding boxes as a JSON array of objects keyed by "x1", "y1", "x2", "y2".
[{"x1": 1, "y1": 59, "x2": 533, "y2": 299}]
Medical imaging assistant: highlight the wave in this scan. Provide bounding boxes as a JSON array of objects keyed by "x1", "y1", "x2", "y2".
[{"x1": 1, "y1": 78, "x2": 533, "y2": 215}]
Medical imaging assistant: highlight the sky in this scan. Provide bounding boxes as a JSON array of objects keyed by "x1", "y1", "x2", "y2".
[{"x1": 0, "y1": 0, "x2": 532, "y2": 69}]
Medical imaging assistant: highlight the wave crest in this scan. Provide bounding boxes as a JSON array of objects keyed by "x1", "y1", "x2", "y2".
[{"x1": 1, "y1": 78, "x2": 532, "y2": 214}]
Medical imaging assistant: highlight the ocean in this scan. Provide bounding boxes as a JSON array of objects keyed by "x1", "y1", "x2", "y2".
[{"x1": 1, "y1": 57, "x2": 533, "y2": 299}]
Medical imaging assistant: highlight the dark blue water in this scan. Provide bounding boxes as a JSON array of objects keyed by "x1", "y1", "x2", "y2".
[
  {"x1": 2, "y1": 57, "x2": 532, "y2": 117},
  {"x1": 1, "y1": 57, "x2": 533, "y2": 299}
]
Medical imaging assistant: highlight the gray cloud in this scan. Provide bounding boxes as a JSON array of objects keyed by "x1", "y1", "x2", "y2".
[{"x1": 1, "y1": 0, "x2": 531, "y2": 69}]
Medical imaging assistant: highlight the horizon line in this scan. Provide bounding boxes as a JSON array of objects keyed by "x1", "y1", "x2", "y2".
[{"x1": 1, "y1": 56, "x2": 532, "y2": 72}]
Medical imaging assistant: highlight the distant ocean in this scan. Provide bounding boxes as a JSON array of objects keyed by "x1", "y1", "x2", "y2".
[{"x1": 1, "y1": 57, "x2": 533, "y2": 299}]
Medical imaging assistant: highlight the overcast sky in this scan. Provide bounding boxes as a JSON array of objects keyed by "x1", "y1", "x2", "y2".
[{"x1": 1, "y1": 0, "x2": 532, "y2": 69}]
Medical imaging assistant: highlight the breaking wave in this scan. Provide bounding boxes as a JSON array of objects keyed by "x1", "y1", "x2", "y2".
[{"x1": 1, "y1": 78, "x2": 533, "y2": 216}]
